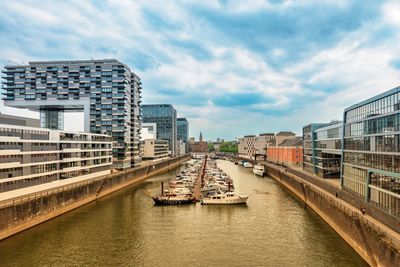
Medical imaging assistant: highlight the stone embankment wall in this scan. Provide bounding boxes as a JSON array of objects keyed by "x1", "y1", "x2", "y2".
[
  {"x1": 0, "y1": 154, "x2": 191, "y2": 240},
  {"x1": 228, "y1": 155, "x2": 399, "y2": 267}
]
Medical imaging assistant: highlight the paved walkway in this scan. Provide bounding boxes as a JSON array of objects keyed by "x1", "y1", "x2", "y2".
[{"x1": 291, "y1": 166, "x2": 340, "y2": 188}]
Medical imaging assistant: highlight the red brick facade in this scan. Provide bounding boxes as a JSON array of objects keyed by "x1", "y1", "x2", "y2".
[
  {"x1": 267, "y1": 146, "x2": 303, "y2": 166},
  {"x1": 189, "y1": 141, "x2": 208, "y2": 153}
]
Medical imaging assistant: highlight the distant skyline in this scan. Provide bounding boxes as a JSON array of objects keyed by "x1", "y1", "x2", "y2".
[{"x1": 1, "y1": 1, "x2": 400, "y2": 140}]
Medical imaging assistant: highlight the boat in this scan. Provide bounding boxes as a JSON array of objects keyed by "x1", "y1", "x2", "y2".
[
  {"x1": 201, "y1": 191, "x2": 249, "y2": 205},
  {"x1": 253, "y1": 164, "x2": 265, "y2": 176},
  {"x1": 243, "y1": 162, "x2": 253, "y2": 168},
  {"x1": 153, "y1": 193, "x2": 196, "y2": 205}
]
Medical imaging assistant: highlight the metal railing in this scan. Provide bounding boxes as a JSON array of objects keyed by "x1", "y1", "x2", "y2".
[{"x1": 0, "y1": 154, "x2": 191, "y2": 209}]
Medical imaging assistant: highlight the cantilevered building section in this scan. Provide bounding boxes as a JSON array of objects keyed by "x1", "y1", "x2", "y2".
[
  {"x1": 1, "y1": 59, "x2": 142, "y2": 169},
  {"x1": 0, "y1": 124, "x2": 112, "y2": 192},
  {"x1": 342, "y1": 86, "x2": 400, "y2": 218}
]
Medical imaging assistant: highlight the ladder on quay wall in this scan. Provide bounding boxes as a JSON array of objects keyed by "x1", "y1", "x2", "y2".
[{"x1": 354, "y1": 217, "x2": 378, "y2": 267}]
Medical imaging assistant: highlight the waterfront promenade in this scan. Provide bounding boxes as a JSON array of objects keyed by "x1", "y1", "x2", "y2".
[{"x1": 0, "y1": 155, "x2": 191, "y2": 240}]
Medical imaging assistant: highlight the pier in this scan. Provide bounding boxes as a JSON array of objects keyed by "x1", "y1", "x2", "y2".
[{"x1": 193, "y1": 156, "x2": 207, "y2": 201}]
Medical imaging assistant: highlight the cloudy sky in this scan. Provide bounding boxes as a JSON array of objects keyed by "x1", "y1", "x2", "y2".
[{"x1": 1, "y1": 0, "x2": 400, "y2": 140}]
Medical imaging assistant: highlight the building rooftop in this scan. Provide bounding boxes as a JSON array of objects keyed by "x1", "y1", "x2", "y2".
[
  {"x1": 279, "y1": 137, "x2": 303, "y2": 147},
  {"x1": 259, "y1": 133, "x2": 275, "y2": 136},
  {"x1": 276, "y1": 131, "x2": 296, "y2": 136},
  {"x1": 344, "y1": 85, "x2": 400, "y2": 112}
]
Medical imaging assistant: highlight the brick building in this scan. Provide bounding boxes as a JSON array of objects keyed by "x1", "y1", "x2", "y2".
[{"x1": 267, "y1": 137, "x2": 303, "y2": 166}]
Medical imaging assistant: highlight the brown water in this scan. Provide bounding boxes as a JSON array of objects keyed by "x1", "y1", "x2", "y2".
[{"x1": 0, "y1": 160, "x2": 367, "y2": 266}]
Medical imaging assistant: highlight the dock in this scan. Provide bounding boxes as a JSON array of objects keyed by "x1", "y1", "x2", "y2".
[{"x1": 193, "y1": 156, "x2": 207, "y2": 201}]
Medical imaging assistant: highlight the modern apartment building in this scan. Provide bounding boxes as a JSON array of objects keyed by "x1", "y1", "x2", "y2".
[
  {"x1": 303, "y1": 121, "x2": 342, "y2": 178},
  {"x1": 1, "y1": 59, "x2": 142, "y2": 169},
  {"x1": 0, "y1": 114, "x2": 40, "y2": 127},
  {"x1": 0, "y1": 124, "x2": 112, "y2": 193},
  {"x1": 177, "y1": 118, "x2": 189, "y2": 152},
  {"x1": 142, "y1": 104, "x2": 177, "y2": 156},
  {"x1": 238, "y1": 135, "x2": 256, "y2": 158},
  {"x1": 342, "y1": 86, "x2": 400, "y2": 218},
  {"x1": 141, "y1": 139, "x2": 169, "y2": 160}
]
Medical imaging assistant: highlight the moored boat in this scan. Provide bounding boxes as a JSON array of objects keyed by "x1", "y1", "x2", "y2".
[
  {"x1": 201, "y1": 191, "x2": 249, "y2": 205},
  {"x1": 153, "y1": 193, "x2": 196, "y2": 205},
  {"x1": 243, "y1": 162, "x2": 253, "y2": 168},
  {"x1": 253, "y1": 164, "x2": 265, "y2": 176}
]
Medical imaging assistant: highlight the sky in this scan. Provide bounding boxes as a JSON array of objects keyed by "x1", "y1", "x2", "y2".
[{"x1": 0, "y1": 0, "x2": 400, "y2": 141}]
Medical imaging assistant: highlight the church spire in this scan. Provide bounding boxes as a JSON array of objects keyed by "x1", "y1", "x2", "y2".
[{"x1": 199, "y1": 131, "x2": 203, "y2": 142}]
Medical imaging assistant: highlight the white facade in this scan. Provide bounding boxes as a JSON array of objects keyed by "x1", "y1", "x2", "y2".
[
  {"x1": 141, "y1": 139, "x2": 169, "y2": 160},
  {"x1": 141, "y1": 123, "x2": 157, "y2": 140},
  {"x1": 0, "y1": 124, "x2": 113, "y2": 193},
  {"x1": 176, "y1": 139, "x2": 186, "y2": 156}
]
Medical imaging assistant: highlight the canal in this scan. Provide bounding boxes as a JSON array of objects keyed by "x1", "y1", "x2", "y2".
[{"x1": 0, "y1": 160, "x2": 367, "y2": 266}]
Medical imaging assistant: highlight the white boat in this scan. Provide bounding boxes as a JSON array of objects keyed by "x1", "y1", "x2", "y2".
[
  {"x1": 243, "y1": 162, "x2": 253, "y2": 168},
  {"x1": 201, "y1": 191, "x2": 249, "y2": 205},
  {"x1": 253, "y1": 164, "x2": 265, "y2": 176}
]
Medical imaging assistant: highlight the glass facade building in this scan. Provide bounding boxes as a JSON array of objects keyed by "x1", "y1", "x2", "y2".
[
  {"x1": 177, "y1": 118, "x2": 189, "y2": 153},
  {"x1": 342, "y1": 86, "x2": 400, "y2": 218},
  {"x1": 1, "y1": 59, "x2": 142, "y2": 169},
  {"x1": 303, "y1": 121, "x2": 342, "y2": 178},
  {"x1": 142, "y1": 104, "x2": 177, "y2": 156}
]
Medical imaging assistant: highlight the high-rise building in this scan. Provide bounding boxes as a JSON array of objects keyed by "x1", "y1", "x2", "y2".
[
  {"x1": 302, "y1": 121, "x2": 342, "y2": 178},
  {"x1": 342, "y1": 86, "x2": 400, "y2": 218},
  {"x1": 142, "y1": 104, "x2": 177, "y2": 156},
  {"x1": 1, "y1": 59, "x2": 142, "y2": 169},
  {"x1": 0, "y1": 123, "x2": 112, "y2": 192},
  {"x1": 177, "y1": 118, "x2": 189, "y2": 152}
]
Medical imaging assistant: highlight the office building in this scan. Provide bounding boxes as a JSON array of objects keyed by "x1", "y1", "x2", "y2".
[
  {"x1": 342, "y1": 86, "x2": 400, "y2": 218},
  {"x1": 0, "y1": 114, "x2": 40, "y2": 127},
  {"x1": 1, "y1": 59, "x2": 142, "y2": 169},
  {"x1": 302, "y1": 121, "x2": 342, "y2": 178},
  {"x1": 177, "y1": 139, "x2": 186, "y2": 155},
  {"x1": 0, "y1": 124, "x2": 112, "y2": 192},
  {"x1": 141, "y1": 139, "x2": 169, "y2": 160},
  {"x1": 177, "y1": 118, "x2": 189, "y2": 152},
  {"x1": 142, "y1": 104, "x2": 177, "y2": 156}
]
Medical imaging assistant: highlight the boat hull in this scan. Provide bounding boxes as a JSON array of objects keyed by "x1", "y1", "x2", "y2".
[
  {"x1": 252, "y1": 169, "x2": 264, "y2": 176},
  {"x1": 153, "y1": 197, "x2": 196, "y2": 205},
  {"x1": 201, "y1": 196, "x2": 248, "y2": 205}
]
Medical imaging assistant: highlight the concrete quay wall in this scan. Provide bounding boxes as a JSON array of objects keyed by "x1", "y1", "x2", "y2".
[
  {"x1": 0, "y1": 154, "x2": 191, "y2": 241},
  {"x1": 226, "y1": 155, "x2": 399, "y2": 267},
  {"x1": 266, "y1": 164, "x2": 400, "y2": 267}
]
